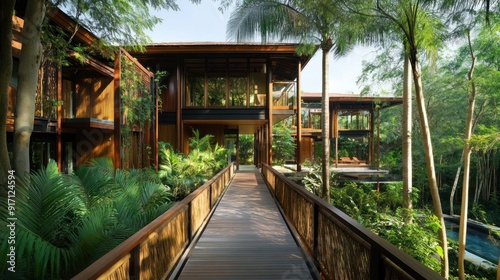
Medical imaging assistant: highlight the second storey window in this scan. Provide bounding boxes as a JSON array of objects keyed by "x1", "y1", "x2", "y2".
[{"x1": 184, "y1": 58, "x2": 267, "y2": 108}]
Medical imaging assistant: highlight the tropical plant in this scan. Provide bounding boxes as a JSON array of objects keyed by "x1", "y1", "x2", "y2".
[
  {"x1": 370, "y1": 210, "x2": 443, "y2": 273},
  {"x1": 0, "y1": 158, "x2": 173, "y2": 279},
  {"x1": 346, "y1": 0, "x2": 450, "y2": 275},
  {"x1": 158, "y1": 130, "x2": 228, "y2": 200},
  {"x1": 238, "y1": 134, "x2": 254, "y2": 164},
  {"x1": 272, "y1": 122, "x2": 296, "y2": 165},
  {"x1": 0, "y1": 0, "x2": 188, "y2": 185}
]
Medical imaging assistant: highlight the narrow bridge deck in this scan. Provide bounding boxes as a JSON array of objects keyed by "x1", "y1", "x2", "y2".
[{"x1": 175, "y1": 166, "x2": 314, "y2": 280}]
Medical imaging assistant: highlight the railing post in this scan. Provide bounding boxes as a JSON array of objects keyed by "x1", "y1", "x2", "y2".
[
  {"x1": 370, "y1": 248, "x2": 384, "y2": 280},
  {"x1": 208, "y1": 183, "x2": 213, "y2": 210},
  {"x1": 187, "y1": 202, "x2": 193, "y2": 242},
  {"x1": 130, "y1": 245, "x2": 141, "y2": 280},
  {"x1": 313, "y1": 202, "x2": 319, "y2": 270}
]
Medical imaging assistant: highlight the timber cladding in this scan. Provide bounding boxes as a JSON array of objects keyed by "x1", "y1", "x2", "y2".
[{"x1": 75, "y1": 78, "x2": 114, "y2": 120}]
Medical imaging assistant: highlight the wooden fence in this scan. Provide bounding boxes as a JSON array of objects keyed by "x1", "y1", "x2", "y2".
[
  {"x1": 261, "y1": 164, "x2": 444, "y2": 280},
  {"x1": 72, "y1": 163, "x2": 235, "y2": 280}
]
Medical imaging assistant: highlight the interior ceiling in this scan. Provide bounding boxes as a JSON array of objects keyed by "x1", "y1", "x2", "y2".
[{"x1": 183, "y1": 110, "x2": 294, "y2": 135}]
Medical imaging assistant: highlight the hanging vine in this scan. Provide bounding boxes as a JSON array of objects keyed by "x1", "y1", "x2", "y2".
[{"x1": 120, "y1": 52, "x2": 154, "y2": 168}]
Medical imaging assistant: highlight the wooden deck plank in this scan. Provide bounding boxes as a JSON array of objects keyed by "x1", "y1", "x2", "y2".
[{"x1": 176, "y1": 167, "x2": 314, "y2": 280}]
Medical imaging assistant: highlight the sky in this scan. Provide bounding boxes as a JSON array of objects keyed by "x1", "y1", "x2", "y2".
[{"x1": 146, "y1": 1, "x2": 378, "y2": 94}]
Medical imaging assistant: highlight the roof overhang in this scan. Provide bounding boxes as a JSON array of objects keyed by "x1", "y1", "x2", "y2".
[{"x1": 129, "y1": 42, "x2": 315, "y2": 81}]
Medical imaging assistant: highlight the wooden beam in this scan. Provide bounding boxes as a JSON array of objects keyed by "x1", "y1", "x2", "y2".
[
  {"x1": 296, "y1": 60, "x2": 302, "y2": 171},
  {"x1": 267, "y1": 58, "x2": 272, "y2": 166}
]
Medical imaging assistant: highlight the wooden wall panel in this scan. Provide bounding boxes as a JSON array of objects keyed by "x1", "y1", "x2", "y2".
[
  {"x1": 75, "y1": 130, "x2": 114, "y2": 166},
  {"x1": 75, "y1": 78, "x2": 114, "y2": 120},
  {"x1": 163, "y1": 76, "x2": 177, "y2": 112},
  {"x1": 62, "y1": 80, "x2": 72, "y2": 118},
  {"x1": 158, "y1": 124, "x2": 177, "y2": 147},
  {"x1": 299, "y1": 137, "x2": 313, "y2": 163},
  {"x1": 75, "y1": 79, "x2": 92, "y2": 118},
  {"x1": 93, "y1": 78, "x2": 114, "y2": 120}
]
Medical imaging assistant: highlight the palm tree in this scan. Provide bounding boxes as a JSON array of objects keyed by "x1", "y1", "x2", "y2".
[
  {"x1": 342, "y1": 0, "x2": 449, "y2": 276},
  {"x1": 227, "y1": 0, "x2": 360, "y2": 202},
  {"x1": 370, "y1": 0, "x2": 449, "y2": 277}
]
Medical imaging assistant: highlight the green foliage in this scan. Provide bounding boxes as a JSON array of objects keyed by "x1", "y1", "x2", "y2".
[
  {"x1": 56, "y1": 0, "x2": 181, "y2": 49},
  {"x1": 370, "y1": 211, "x2": 443, "y2": 273},
  {"x1": 299, "y1": 172, "x2": 443, "y2": 274},
  {"x1": 272, "y1": 122, "x2": 296, "y2": 165},
  {"x1": 0, "y1": 158, "x2": 173, "y2": 279},
  {"x1": 158, "y1": 130, "x2": 227, "y2": 200},
  {"x1": 238, "y1": 134, "x2": 254, "y2": 164}
]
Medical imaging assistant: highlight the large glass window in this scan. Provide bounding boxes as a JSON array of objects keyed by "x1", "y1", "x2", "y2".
[
  {"x1": 311, "y1": 112, "x2": 321, "y2": 129},
  {"x1": 273, "y1": 81, "x2": 296, "y2": 106},
  {"x1": 186, "y1": 74, "x2": 205, "y2": 107},
  {"x1": 207, "y1": 75, "x2": 226, "y2": 107},
  {"x1": 229, "y1": 76, "x2": 247, "y2": 106},
  {"x1": 185, "y1": 58, "x2": 268, "y2": 108},
  {"x1": 338, "y1": 110, "x2": 370, "y2": 130}
]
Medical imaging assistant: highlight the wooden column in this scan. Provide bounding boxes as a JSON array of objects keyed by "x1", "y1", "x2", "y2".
[
  {"x1": 153, "y1": 75, "x2": 159, "y2": 170},
  {"x1": 254, "y1": 132, "x2": 258, "y2": 167},
  {"x1": 267, "y1": 59, "x2": 273, "y2": 166},
  {"x1": 56, "y1": 67, "x2": 62, "y2": 171},
  {"x1": 334, "y1": 103, "x2": 339, "y2": 168},
  {"x1": 113, "y1": 50, "x2": 122, "y2": 169},
  {"x1": 236, "y1": 129, "x2": 240, "y2": 170},
  {"x1": 370, "y1": 106, "x2": 375, "y2": 166},
  {"x1": 176, "y1": 63, "x2": 183, "y2": 152},
  {"x1": 296, "y1": 60, "x2": 302, "y2": 171}
]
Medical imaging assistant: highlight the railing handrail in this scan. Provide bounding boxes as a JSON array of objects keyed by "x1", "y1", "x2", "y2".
[
  {"x1": 262, "y1": 164, "x2": 443, "y2": 280},
  {"x1": 72, "y1": 162, "x2": 235, "y2": 280}
]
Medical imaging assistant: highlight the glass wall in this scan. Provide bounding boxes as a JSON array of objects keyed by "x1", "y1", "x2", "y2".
[
  {"x1": 273, "y1": 81, "x2": 296, "y2": 107},
  {"x1": 338, "y1": 110, "x2": 371, "y2": 130},
  {"x1": 184, "y1": 58, "x2": 267, "y2": 108},
  {"x1": 298, "y1": 108, "x2": 322, "y2": 129}
]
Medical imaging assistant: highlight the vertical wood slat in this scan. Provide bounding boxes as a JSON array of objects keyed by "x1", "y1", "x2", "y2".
[{"x1": 261, "y1": 164, "x2": 443, "y2": 280}]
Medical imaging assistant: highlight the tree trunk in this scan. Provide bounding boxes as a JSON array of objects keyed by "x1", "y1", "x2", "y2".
[
  {"x1": 458, "y1": 31, "x2": 477, "y2": 280},
  {"x1": 402, "y1": 48, "x2": 413, "y2": 223},
  {"x1": 449, "y1": 153, "x2": 463, "y2": 216},
  {"x1": 321, "y1": 41, "x2": 332, "y2": 203},
  {"x1": 13, "y1": 0, "x2": 46, "y2": 176},
  {"x1": 0, "y1": 0, "x2": 16, "y2": 188},
  {"x1": 410, "y1": 57, "x2": 449, "y2": 278}
]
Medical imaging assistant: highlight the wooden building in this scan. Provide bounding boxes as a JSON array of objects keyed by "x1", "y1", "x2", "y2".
[
  {"x1": 131, "y1": 44, "x2": 402, "y2": 169},
  {"x1": 130, "y1": 43, "x2": 313, "y2": 168},
  {"x1": 7, "y1": 6, "x2": 156, "y2": 172},
  {"x1": 295, "y1": 92, "x2": 402, "y2": 167}
]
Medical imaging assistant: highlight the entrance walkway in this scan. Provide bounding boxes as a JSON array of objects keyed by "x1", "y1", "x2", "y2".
[{"x1": 176, "y1": 166, "x2": 314, "y2": 279}]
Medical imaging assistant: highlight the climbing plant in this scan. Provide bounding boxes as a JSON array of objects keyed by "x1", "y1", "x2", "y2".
[{"x1": 120, "y1": 51, "x2": 154, "y2": 168}]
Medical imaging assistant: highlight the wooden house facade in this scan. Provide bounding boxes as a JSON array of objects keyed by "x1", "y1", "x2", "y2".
[
  {"x1": 129, "y1": 43, "x2": 313, "y2": 168},
  {"x1": 294, "y1": 92, "x2": 402, "y2": 167},
  {"x1": 7, "y1": 7, "x2": 156, "y2": 172}
]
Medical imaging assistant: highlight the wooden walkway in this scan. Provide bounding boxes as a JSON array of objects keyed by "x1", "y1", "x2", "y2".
[{"x1": 175, "y1": 166, "x2": 315, "y2": 280}]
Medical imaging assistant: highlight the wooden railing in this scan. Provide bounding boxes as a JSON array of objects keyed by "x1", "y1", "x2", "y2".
[
  {"x1": 72, "y1": 163, "x2": 235, "y2": 280},
  {"x1": 261, "y1": 164, "x2": 444, "y2": 280}
]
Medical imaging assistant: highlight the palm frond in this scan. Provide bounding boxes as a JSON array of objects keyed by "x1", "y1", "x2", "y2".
[{"x1": 227, "y1": 0, "x2": 307, "y2": 43}]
